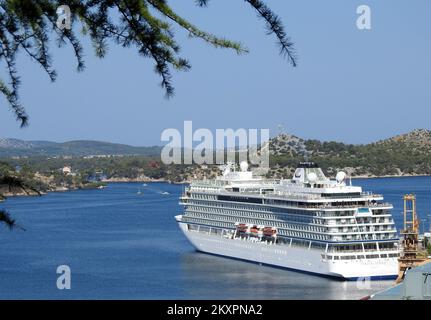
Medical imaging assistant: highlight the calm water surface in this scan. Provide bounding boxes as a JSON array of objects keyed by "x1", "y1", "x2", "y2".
[{"x1": 1, "y1": 177, "x2": 430, "y2": 299}]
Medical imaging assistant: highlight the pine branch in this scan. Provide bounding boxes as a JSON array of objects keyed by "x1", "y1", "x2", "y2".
[
  {"x1": 0, "y1": 0, "x2": 296, "y2": 126},
  {"x1": 244, "y1": 0, "x2": 297, "y2": 67},
  {"x1": 147, "y1": 0, "x2": 247, "y2": 54},
  {"x1": 0, "y1": 174, "x2": 42, "y2": 196}
]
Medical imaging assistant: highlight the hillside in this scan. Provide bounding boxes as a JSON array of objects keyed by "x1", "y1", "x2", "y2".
[
  {"x1": 1, "y1": 129, "x2": 431, "y2": 183},
  {"x1": 269, "y1": 129, "x2": 431, "y2": 178},
  {"x1": 0, "y1": 138, "x2": 162, "y2": 157}
]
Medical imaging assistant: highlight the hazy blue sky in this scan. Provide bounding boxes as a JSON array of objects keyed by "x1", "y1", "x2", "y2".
[{"x1": 0, "y1": 0, "x2": 430, "y2": 146}]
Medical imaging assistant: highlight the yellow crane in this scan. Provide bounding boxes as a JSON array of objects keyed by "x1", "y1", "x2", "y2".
[{"x1": 396, "y1": 194, "x2": 430, "y2": 283}]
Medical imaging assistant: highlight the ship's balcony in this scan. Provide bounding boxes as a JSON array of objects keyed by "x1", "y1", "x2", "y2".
[
  {"x1": 328, "y1": 226, "x2": 397, "y2": 234},
  {"x1": 330, "y1": 233, "x2": 398, "y2": 241},
  {"x1": 326, "y1": 219, "x2": 395, "y2": 227},
  {"x1": 321, "y1": 212, "x2": 393, "y2": 220}
]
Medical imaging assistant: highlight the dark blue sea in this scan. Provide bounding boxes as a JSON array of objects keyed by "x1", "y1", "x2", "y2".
[{"x1": 1, "y1": 177, "x2": 430, "y2": 299}]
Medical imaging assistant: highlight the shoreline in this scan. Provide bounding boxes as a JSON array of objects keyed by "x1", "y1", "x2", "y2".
[
  {"x1": 2, "y1": 174, "x2": 430, "y2": 199},
  {"x1": 101, "y1": 177, "x2": 171, "y2": 183},
  {"x1": 103, "y1": 173, "x2": 431, "y2": 184},
  {"x1": 1, "y1": 183, "x2": 106, "y2": 198},
  {"x1": 351, "y1": 173, "x2": 431, "y2": 180}
]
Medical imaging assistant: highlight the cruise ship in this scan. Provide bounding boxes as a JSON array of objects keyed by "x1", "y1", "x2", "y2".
[{"x1": 176, "y1": 162, "x2": 400, "y2": 280}]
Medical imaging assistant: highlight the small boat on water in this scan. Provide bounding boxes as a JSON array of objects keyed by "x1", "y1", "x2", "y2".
[
  {"x1": 137, "y1": 189, "x2": 143, "y2": 195},
  {"x1": 142, "y1": 184, "x2": 148, "y2": 187}
]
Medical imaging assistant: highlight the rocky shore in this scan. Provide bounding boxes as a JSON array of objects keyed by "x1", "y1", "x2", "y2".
[{"x1": 2, "y1": 172, "x2": 430, "y2": 200}]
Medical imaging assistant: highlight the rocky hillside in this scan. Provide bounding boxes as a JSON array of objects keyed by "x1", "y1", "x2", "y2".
[
  {"x1": 2, "y1": 129, "x2": 431, "y2": 183},
  {"x1": 375, "y1": 129, "x2": 431, "y2": 150},
  {"x1": 268, "y1": 129, "x2": 431, "y2": 178},
  {"x1": 269, "y1": 133, "x2": 308, "y2": 156}
]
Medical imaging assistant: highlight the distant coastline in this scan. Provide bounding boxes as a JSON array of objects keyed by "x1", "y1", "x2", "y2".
[
  {"x1": 103, "y1": 173, "x2": 431, "y2": 183},
  {"x1": 3, "y1": 173, "x2": 431, "y2": 200},
  {"x1": 105, "y1": 173, "x2": 431, "y2": 183},
  {"x1": 351, "y1": 173, "x2": 431, "y2": 180},
  {"x1": 101, "y1": 177, "x2": 190, "y2": 185},
  {"x1": 2, "y1": 128, "x2": 431, "y2": 197},
  {"x1": 101, "y1": 177, "x2": 170, "y2": 183},
  {"x1": 1, "y1": 183, "x2": 105, "y2": 198}
]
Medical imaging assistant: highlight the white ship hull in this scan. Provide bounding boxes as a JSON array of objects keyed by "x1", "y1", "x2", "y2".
[{"x1": 177, "y1": 219, "x2": 399, "y2": 280}]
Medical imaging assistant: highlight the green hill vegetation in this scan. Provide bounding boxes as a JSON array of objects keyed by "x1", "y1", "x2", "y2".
[
  {"x1": 269, "y1": 129, "x2": 431, "y2": 178},
  {"x1": 1, "y1": 129, "x2": 430, "y2": 191},
  {"x1": 0, "y1": 139, "x2": 161, "y2": 157}
]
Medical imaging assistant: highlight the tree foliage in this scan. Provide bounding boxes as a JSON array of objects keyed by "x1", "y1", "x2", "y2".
[
  {"x1": 272, "y1": 136, "x2": 431, "y2": 177},
  {"x1": 0, "y1": 163, "x2": 40, "y2": 229},
  {"x1": 0, "y1": 0, "x2": 297, "y2": 126}
]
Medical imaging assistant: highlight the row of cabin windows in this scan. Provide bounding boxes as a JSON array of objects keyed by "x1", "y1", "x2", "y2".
[
  {"x1": 329, "y1": 226, "x2": 395, "y2": 234},
  {"x1": 188, "y1": 199, "x2": 358, "y2": 221},
  {"x1": 191, "y1": 194, "x2": 218, "y2": 200},
  {"x1": 331, "y1": 216, "x2": 393, "y2": 225},
  {"x1": 186, "y1": 211, "x2": 328, "y2": 234},
  {"x1": 190, "y1": 199, "x2": 390, "y2": 223},
  {"x1": 191, "y1": 195, "x2": 342, "y2": 215},
  {"x1": 185, "y1": 207, "x2": 395, "y2": 237},
  {"x1": 183, "y1": 215, "x2": 330, "y2": 241},
  {"x1": 328, "y1": 242, "x2": 398, "y2": 252},
  {"x1": 332, "y1": 233, "x2": 395, "y2": 241},
  {"x1": 264, "y1": 198, "x2": 369, "y2": 209},
  {"x1": 185, "y1": 217, "x2": 232, "y2": 229},
  {"x1": 323, "y1": 253, "x2": 399, "y2": 260},
  {"x1": 191, "y1": 192, "x2": 389, "y2": 214},
  {"x1": 186, "y1": 205, "x2": 323, "y2": 225},
  {"x1": 186, "y1": 211, "x2": 393, "y2": 241},
  {"x1": 277, "y1": 228, "x2": 329, "y2": 241}
]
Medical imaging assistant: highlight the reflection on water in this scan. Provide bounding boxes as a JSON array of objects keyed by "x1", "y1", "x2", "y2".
[{"x1": 180, "y1": 252, "x2": 393, "y2": 300}]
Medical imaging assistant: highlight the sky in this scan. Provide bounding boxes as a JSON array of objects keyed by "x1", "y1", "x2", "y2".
[{"x1": 0, "y1": 0, "x2": 430, "y2": 146}]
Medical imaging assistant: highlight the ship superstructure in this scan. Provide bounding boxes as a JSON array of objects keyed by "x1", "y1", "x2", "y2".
[{"x1": 176, "y1": 162, "x2": 400, "y2": 280}]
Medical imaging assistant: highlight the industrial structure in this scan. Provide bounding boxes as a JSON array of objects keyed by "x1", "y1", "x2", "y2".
[{"x1": 396, "y1": 194, "x2": 431, "y2": 283}]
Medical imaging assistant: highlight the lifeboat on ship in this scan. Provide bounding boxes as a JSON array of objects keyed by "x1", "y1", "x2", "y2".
[
  {"x1": 249, "y1": 225, "x2": 259, "y2": 235},
  {"x1": 235, "y1": 223, "x2": 248, "y2": 233},
  {"x1": 263, "y1": 227, "x2": 277, "y2": 237},
  {"x1": 249, "y1": 225, "x2": 265, "y2": 237}
]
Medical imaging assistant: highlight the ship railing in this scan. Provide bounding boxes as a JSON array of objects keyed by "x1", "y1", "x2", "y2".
[
  {"x1": 305, "y1": 192, "x2": 383, "y2": 200},
  {"x1": 190, "y1": 178, "x2": 279, "y2": 185},
  {"x1": 320, "y1": 203, "x2": 392, "y2": 212},
  {"x1": 191, "y1": 181, "x2": 228, "y2": 187},
  {"x1": 191, "y1": 188, "x2": 385, "y2": 201},
  {"x1": 190, "y1": 179, "x2": 382, "y2": 194},
  {"x1": 187, "y1": 188, "x2": 392, "y2": 208},
  {"x1": 314, "y1": 202, "x2": 392, "y2": 209},
  {"x1": 188, "y1": 192, "x2": 392, "y2": 210},
  {"x1": 324, "y1": 220, "x2": 393, "y2": 225},
  {"x1": 361, "y1": 191, "x2": 383, "y2": 197}
]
